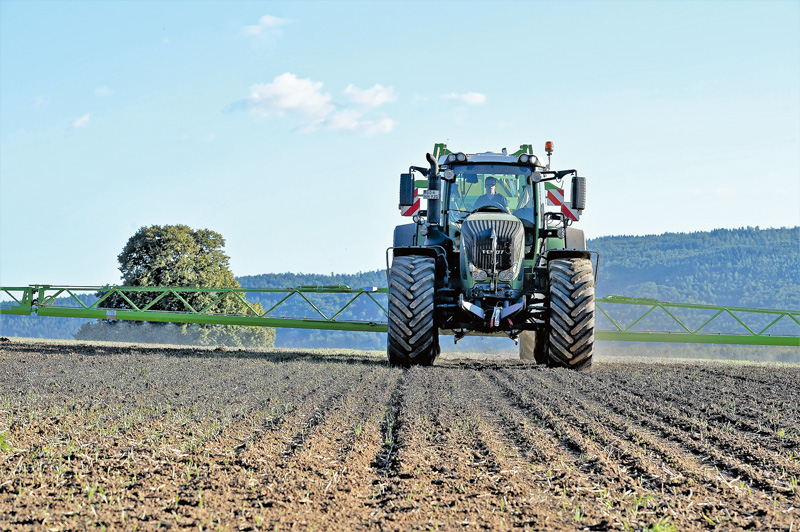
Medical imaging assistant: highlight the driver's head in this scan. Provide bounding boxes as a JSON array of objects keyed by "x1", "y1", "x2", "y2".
[{"x1": 485, "y1": 177, "x2": 497, "y2": 192}]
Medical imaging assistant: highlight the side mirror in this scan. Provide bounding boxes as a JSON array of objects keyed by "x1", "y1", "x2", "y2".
[
  {"x1": 572, "y1": 176, "x2": 587, "y2": 211},
  {"x1": 399, "y1": 173, "x2": 415, "y2": 207}
]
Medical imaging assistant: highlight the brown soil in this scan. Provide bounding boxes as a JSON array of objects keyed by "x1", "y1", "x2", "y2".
[{"x1": 0, "y1": 340, "x2": 798, "y2": 531}]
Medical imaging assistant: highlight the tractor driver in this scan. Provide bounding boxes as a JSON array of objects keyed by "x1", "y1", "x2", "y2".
[{"x1": 473, "y1": 177, "x2": 511, "y2": 213}]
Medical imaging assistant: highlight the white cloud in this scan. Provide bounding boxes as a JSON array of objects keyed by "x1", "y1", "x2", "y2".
[
  {"x1": 319, "y1": 110, "x2": 396, "y2": 135},
  {"x1": 344, "y1": 84, "x2": 395, "y2": 108},
  {"x1": 242, "y1": 14, "x2": 287, "y2": 36},
  {"x1": 248, "y1": 73, "x2": 333, "y2": 119},
  {"x1": 442, "y1": 92, "x2": 487, "y2": 105},
  {"x1": 320, "y1": 109, "x2": 363, "y2": 131},
  {"x1": 72, "y1": 114, "x2": 90, "y2": 128},
  {"x1": 94, "y1": 86, "x2": 113, "y2": 97},
  {"x1": 237, "y1": 74, "x2": 396, "y2": 135},
  {"x1": 356, "y1": 118, "x2": 397, "y2": 136}
]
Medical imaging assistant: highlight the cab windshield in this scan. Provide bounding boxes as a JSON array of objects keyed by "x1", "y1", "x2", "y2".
[{"x1": 446, "y1": 164, "x2": 535, "y2": 224}]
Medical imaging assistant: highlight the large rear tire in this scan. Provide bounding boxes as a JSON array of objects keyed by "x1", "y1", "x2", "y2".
[
  {"x1": 519, "y1": 330, "x2": 547, "y2": 364},
  {"x1": 387, "y1": 255, "x2": 439, "y2": 367},
  {"x1": 547, "y1": 258, "x2": 595, "y2": 371}
]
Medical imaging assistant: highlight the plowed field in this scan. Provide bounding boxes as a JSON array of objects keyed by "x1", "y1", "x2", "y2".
[{"x1": 1, "y1": 340, "x2": 798, "y2": 531}]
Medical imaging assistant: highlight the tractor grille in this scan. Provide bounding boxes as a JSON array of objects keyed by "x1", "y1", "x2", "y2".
[{"x1": 461, "y1": 218, "x2": 524, "y2": 272}]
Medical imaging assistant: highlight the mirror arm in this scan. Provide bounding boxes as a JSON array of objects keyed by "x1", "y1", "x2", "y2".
[
  {"x1": 410, "y1": 165, "x2": 429, "y2": 176},
  {"x1": 540, "y1": 169, "x2": 577, "y2": 180}
]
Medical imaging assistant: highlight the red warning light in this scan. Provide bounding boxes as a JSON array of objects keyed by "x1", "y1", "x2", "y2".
[{"x1": 545, "y1": 141, "x2": 554, "y2": 155}]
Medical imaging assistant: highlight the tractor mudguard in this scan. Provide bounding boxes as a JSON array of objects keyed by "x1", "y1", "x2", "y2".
[
  {"x1": 393, "y1": 224, "x2": 417, "y2": 248},
  {"x1": 545, "y1": 248, "x2": 600, "y2": 283},
  {"x1": 546, "y1": 229, "x2": 589, "y2": 260},
  {"x1": 392, "y1": 246, "x2": 439, "y2": 260},
  {"x1": 565, "y1": 228, "x2": 586, "y2": 250},
  {"x1": 545, "y1": 249, "x2": 593, "y2": 261},
  {"x1": 390, "y1": 246, "x2": 450, "y2": 287}
]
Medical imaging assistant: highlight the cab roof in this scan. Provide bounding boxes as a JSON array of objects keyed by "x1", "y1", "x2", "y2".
[{"x1": 437, "y1": 150, "x2": 546, "y2": 167}]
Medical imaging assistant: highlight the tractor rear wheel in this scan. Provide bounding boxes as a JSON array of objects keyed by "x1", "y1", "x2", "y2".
[
  {"x1": 546, "y1": 258, "x2": 595, "y2": 371},
  {"x1": 518, "y1": 331, "x2": 547, "y2": 364},
  {"x1": 387, "y1": 255, "x2": 439, "y2": 367}
]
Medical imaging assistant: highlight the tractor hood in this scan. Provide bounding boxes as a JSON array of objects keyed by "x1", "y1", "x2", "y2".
[{"x1": 460, "y1": 212, "x2": 525, "y2": 289}]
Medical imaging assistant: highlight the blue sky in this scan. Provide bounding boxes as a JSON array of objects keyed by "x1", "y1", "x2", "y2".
[{"x1": 1, "y1": 0, "x2": 798, "y2": 287}]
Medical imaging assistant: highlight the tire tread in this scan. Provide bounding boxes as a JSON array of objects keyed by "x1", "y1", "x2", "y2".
[
  {"x1": 387, "y1": 256, "x2": 439, "y2": 366},
  {"x1": 546, "y1": 258, "x2": 595, "y2": 371}
]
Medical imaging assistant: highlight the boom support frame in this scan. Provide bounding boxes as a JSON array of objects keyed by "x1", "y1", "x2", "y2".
[
  {"x1": 0, "y1": 285, "x2": 388, "y2": 332},
  {"x1": 1, "y1": 285, "x2": 798, "y2": 346}
]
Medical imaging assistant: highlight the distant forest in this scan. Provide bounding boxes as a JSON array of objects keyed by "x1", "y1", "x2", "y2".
[
  {"x1": 2, "y1": 226, "x2": 798, "y2": 352},
  {"x1": 591, "y1": 227, "x2": 799, "y2": 309}
]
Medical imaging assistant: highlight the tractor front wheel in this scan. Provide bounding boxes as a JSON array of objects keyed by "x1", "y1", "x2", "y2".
[
  {"x1": 546, "y1": 258, "x2": 595, "y2": 371},
  {"x1": 387, "y1": 255, "x2": 439, "y2": 367}
]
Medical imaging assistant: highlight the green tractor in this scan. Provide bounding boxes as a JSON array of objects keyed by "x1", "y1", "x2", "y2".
[{"x1": 389, "y1": 143, "x2": 595, "y2": 370}]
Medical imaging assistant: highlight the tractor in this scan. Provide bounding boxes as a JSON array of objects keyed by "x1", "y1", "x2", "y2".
[{"x1": 388, "y1": 143, "x2": 596, "y2": 370}]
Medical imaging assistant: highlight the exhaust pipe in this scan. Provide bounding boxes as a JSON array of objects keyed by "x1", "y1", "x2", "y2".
[{"x1": 426, "y1": 152, "x2": 440, "y2": 225}]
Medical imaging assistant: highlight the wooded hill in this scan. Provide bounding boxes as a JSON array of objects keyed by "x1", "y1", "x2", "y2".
[
  {"x1": 590, "y1": 226, "x2": 799, "y2": 309},
  {"x1": 2, "y1": 226, "x2": 797, "y2": 351}
]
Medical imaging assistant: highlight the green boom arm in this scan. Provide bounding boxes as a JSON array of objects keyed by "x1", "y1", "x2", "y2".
[
  {"x1": 0, "y1": 285, "x2": 388, "y2": 332},
  {"x1": 1, "y1": 286, "x2": 798, "y2": 346},
  {"x1": 595, "y1": 295, "x2": 800, "y2": 346}
]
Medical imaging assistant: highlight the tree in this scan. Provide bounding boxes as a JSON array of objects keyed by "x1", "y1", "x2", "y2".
[{"x1": 75, "y1": 224, "x2": 275, "y2": 348}]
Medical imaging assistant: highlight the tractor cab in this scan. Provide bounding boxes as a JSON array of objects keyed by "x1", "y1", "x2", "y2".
[{"x1": 443, "y1": 163, "x2": 538, "y2": 254}]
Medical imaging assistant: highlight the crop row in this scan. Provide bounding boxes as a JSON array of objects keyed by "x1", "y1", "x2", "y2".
[{"x1": 0, "y1": 341, "x2": 797, "y2": 530}]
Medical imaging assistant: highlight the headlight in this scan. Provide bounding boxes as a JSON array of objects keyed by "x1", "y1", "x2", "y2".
[
  {"x1": 446, "y1": 153, "x2": 457, "y2": 163},
  {"x1": 498, "y1": 267, "x2": 517, "y2": 281},
  {"x1": 518, "y1": 154, "x2": 530, "y2": 164},
  {"x1": 456, "y1": 152, "x2": 467, "y2": 162},
  {"x1": 469, "y1": 263, "x2": 488, "y2": 280}
]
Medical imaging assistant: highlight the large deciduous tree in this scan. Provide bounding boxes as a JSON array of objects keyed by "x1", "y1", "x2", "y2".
[{"x1": 75, "y1": 224, "x2": 275, "y2": 348}]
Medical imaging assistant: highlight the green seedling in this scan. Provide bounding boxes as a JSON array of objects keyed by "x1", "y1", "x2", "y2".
[
  {"x1": 86, "y1": 483, "x2": 97, "y2": 502},
  {"x1": 0, "y1": 431, "x2": 12, "y2": 453},
  {"x1": 643, "y1": 518, "x2": 677, "y2": 532},
  {"x1": 628, "y1": 493, "x2": 654, "y2": 519}
]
